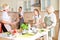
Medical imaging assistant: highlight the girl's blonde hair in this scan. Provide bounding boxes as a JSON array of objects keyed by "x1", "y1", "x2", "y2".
[{"x1": 2, "y1": 4, "x2": 9, "y2": 10}]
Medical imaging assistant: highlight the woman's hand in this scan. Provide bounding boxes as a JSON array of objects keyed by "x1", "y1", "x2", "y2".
[
  {"x1": 9, "y1": 22, "x2": 16, "y2": 27},
  {"x1": 42, "y1": 22, "x2": 46, "y2": 28},
  {"x1": 12, "y1": 22, "x2": 16, "y2": 25},
  {"x1": 39, "y1": 19, "x2": 43, "y2": 24}
]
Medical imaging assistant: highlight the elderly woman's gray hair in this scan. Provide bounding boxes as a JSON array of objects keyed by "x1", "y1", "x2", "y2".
[{"x1": 46, "y1": 6, "x2": 55, "y2": 12}]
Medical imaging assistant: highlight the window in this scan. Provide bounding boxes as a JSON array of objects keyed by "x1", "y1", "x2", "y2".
[
  {"x1": 24, "y1": 1, "x2": 27, "y2": 12},
  {"x1": 41, "y1": 0, "x2": 51, "y2": 11},
  {"x1": 27, "y1": 0, "x2": 31, "y2": 12},
  {"x1": 41, "y1": 0, "x2": 45, "y2": 11},
  {"x1": 47, "y1": 0, "x2": 51, "y2": 6},
  {"x1": 23, "y1": 0, "x2": 31, "y2": 12},
  {"x1": 36, "y1": 0, "x2": 40, "y2": 4}
]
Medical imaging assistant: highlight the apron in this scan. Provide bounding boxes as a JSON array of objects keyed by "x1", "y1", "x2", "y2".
[
  {"x1": 2, "y1": 12, "x2": 12, "y2": 31},
  {"x1": 33, "y1": 15, "x2": 41, "y2": 28},
  {"x1": 18, "y1": 13, "x2": 24, "y2": 29}
]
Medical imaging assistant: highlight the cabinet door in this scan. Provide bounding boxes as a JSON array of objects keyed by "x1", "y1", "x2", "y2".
[
  {"x1": 41, "y1": 0, "x2": 45, "y2": 11},
  {"x1": 47, "y1": 0, "x2": 51, "y2": 6},
  {"x1": 41, "y1": 0, "x2": 51, "y2": 11}
]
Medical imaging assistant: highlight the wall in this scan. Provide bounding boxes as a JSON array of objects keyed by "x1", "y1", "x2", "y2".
[
  {"x1": 41, "y1": 0, "x2": 59, "y2": 11},
  {"x1": 0, "y1": 0, "x2": 24, "y2": 12},
  {"x1": 0, "y1": 0, "x2": 59, "y2": 11},
  {"x1": 51, "y1": 0, "x2": 59, "y2": 10}
]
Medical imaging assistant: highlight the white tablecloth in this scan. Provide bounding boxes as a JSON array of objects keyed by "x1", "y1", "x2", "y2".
[
  {"x1": 0, "y1": 29, "x2": 48, "y2": 40},
  {"x1": 13, "y1": 32, "x2": 47, "y2": 40}
]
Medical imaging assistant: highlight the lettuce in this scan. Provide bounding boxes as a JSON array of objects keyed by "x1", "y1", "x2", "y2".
[{"x1": 21, "y1": 23, "x2": 28, "y2": 30}]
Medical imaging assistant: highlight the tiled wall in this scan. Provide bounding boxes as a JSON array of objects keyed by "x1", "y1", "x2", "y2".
[
  {"x1": 0, "y1": 11, "x2": 59, "y2": 22},
  {"x1": 0, "y1": 11, "x2": 59, "y2": 29}
]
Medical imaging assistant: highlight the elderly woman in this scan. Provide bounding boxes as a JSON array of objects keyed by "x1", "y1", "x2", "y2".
[{"x1": 44, "y1": 6, "x2": 57, "y2": 40}]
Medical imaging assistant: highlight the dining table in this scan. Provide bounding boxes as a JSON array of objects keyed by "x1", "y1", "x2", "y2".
[{"x1": 0, "y1": 29, "x2": 49, "y2": 40}]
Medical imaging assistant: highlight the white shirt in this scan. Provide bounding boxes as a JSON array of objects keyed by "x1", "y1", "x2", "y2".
[
  {"x1": 33, "y1": 15, "x2": 41, "y2": 27},
  {"x1": 44, "y1": 13, "x2": 57, "y2": 27},
  {"x1": 33, "y1": 15, "x2": 41, "y2": 22},
  {"x1": 2, "y1": 11, "x2": 12, "y2": 31},
  {"x1": 19, "y1": 11, "x2": 24, "y2": 17}
]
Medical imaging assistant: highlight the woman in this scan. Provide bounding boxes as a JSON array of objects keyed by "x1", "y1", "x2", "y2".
[
  {"x1": 18, "y1": 6, "x2": 24, "y2": 29},
  {"x1": 44, "y1": 6, "x2": 57, "y2": 39},
  {"x1": 33, "y1": 9, "x2": 41, "y2": 28}
]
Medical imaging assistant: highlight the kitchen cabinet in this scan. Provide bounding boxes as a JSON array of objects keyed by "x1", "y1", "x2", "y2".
[
  {"x1": 32, "y1": 0, "x2": 51, "y2": 11},
  {"x1": 41, "y1": 0, "x2": 51, "y2": 11}
]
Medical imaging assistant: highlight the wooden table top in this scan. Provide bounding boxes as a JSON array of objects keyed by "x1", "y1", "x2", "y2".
[{"x1": 0, "y1": 37, "x2": 10, "y2": 40}]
